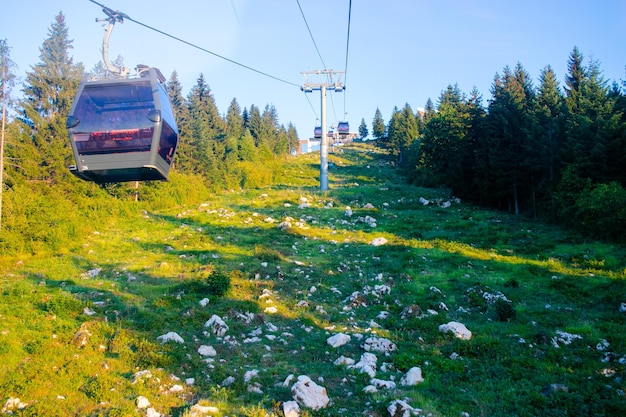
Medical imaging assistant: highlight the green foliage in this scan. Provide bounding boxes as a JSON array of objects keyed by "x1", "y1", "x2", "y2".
[{"x1": 201, "y1": 268, "x2": 231, "y2": 297}]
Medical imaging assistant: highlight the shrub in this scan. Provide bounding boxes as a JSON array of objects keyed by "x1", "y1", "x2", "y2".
[{"x1": 202, "y1": 269, "x2": 231, "y2": 297}]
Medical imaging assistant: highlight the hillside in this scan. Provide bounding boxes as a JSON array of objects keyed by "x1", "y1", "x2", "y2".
[{"x1": 1, "y1": 143, "x2": 625, "y2": 417}]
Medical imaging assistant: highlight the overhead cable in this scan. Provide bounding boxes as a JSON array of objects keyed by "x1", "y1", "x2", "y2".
[{"x1": 87, "y1": 0, "x2": 300, "y2": 87}]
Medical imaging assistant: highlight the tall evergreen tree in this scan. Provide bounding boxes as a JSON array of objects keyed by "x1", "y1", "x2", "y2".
[
  {"x1": 485, "y1": 64, "x2": 535, "y2": 214},
  {"x1": 358, "y1": 118, "x2": 368, "y2": 140},
  {"x1": 20, "y1": 12, "x2": 84, "y2": 180},
  {"x1": 372, "y1": 108, "x2": 386, "y2": 141}
]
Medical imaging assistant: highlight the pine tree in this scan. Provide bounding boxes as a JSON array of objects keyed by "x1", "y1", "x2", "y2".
[
  {"x1": 358, "y1": 118, "x2": 368, "y2": 139},
  {"x1": 19, "y1": 12, "x2": 84, "y2": 180},
  {"x1": 372, "y1": 108, "x2": 385, "y2": 141}
]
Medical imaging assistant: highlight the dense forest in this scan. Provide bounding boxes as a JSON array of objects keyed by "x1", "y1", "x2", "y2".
[
  {"x1": 1, "y1": 12, "x2": 625, "y2": 257},
  {"x1": 372, "y1": 49, "x2": 626, "y2": 242}
]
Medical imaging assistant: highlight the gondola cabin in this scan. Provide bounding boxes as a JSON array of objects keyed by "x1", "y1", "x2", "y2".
[
  {"x1": 337, "y1": 121, "x2": 349, "y2": 136},
  {"x1": 66, "y1": 67, "x2": 178, "y2": 183},
  {"x1": 313, "y1": 126, "x2": 322, "y2": 139}
]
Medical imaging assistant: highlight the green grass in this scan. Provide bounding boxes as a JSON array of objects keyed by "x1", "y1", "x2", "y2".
[{"x1": 0, "y1": 143, "x2": 625, "y2": 416}]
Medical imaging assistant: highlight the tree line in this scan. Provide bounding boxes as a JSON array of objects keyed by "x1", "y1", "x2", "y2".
[{"x1": 371, "y1": 48, "x2": 626, "y2": 241}]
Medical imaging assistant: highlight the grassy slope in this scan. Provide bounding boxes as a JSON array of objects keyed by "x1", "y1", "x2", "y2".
[{"x1": 0, "y1": 143, "x2": 625, "y2": 416}]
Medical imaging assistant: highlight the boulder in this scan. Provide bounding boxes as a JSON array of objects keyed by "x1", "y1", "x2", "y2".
[
  {"x1": 388, "y1": 399, "x2": 420, "y2": 417},
  {"x1": 363, "y1": 336, "x2": 397, "y2": 355},
  {"x1": 439, "y1": 321, "x2": 472, "y2": 340},
  {"x1": 348, "y1": 352, "x2": 377, "y2": 377},
  {"x1": 282, "y1": 400, "x2": 301, "y2": 417},
  {"x1": 400, "y1": 367, "x2": 424, "y2": 386},
  {"x1": 204, "y1": 315, "x2": 229, "y2": 337},
  {"x1": 157, "y1": 331, "x2": 185, "y2": 344},
  {"x1": 327, "y1": 333, "x2": 351, "y2": 348},
  {"x1": 136, "y1": 396, "x2": 151, "y2": 409},
  {"x1": 291, "y1": 375, "x2": 330, "y2": 410}
]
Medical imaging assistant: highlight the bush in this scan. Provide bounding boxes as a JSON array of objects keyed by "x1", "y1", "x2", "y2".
[{"x1": 202, "y1": 269, "x2": 231, "y2": 297}]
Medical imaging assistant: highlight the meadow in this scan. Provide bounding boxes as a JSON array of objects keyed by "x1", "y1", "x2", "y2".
[{"x1": 0, "y1": 143, "x2": 624, "y2": 416}]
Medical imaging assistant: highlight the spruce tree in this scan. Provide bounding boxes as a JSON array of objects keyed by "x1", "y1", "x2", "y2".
[
  {"x1": 372, "y1": 108, "x2": 385, "y2": 141},
  {"x1": 358, "y1": 118, "x2": 368, "y2": 140},
  {"x1": 20, "y1": 12, "x2": 84, "y2": 180}
]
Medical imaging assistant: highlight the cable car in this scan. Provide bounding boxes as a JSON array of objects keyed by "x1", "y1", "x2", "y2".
[
  {"x1": 314, "y1": 126, "x2": 322, "y2": 139},
  {"x1": 66, "y1": 67, "x2": 178, "y2": 183},
  {"x1": 337, "y1": 121, "x2": 349, "y2": 136}
]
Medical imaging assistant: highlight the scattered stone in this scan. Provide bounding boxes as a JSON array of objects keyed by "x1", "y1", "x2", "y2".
[
  {"x1": 199, "y1": 298, "x2": 210, "y2": 307},
  {"x1": 327, "y1": 333, "x2": 351, "y2": 348},
  {"x1": 146, "y1": 407, "x2": 161, "y2": 417},
  {"x1": 348, "y1": 352, "x2": 377, "y2": 377},
  {"x1": 188, "y1": 404, "x2": 220, "y2": 416},
  {"x1": 169, "y1": 384, "x2": 184, "y2": 393},
  {"x1": 371, "y1": 237, "x2": 387, "y2": 246},
  {"x1": 157, "y1": 331, "x2": 185, "y2": 344},
  {"x1": 334, "y1": 355, "x2": 355, "y2": 366},
  {"x1": 282, "y1": 400, "x2": 301, "y2": 417},
  {"x1": 363, "y1": 203, "x2": 375, "y2": 209},
  {"x1": 400, "y1": 367, "x2": 424, "y2": 386},
  {"x1": 552, "y1": 330, "x2": 582, "y2": 348},
  {"x1": 132, "y1": 370, "x2": 153, "y2": 384},
  {"x1": 136, "y1": 396, "x2": 151, "y2": 409},
  {"x1": 370, "y1": 378, "x2": 396, "y2": 390},
  {"x1": 345, "y1": 206, "x2": 353, "y2": 217},
  {"x1": 221, "y1": 376, "x2": 236, "y2": 387},
  {"x1": 387, "y1": 399, "x2": 421, "y2": 416},
  {"x1": 291, "y1": 375, "x2": 330, "y2": 411},
  {"x1": 2, "y1": 398, "x2": 27, "y2": 413},
  {"x1": 363, "y1": 336, "x2": 397, "y2": 356},
  {"x1": 205, "y1": 315, "x2": 229, "y2": 337},
  {"x1": 439, "y1": 321, "x2": 472, "y2": 340},
  {"x1": 198, "y1": 345, "x2": 217, "y2": 357},
  {"x1": 619, "y1": 302, "x2": 626, "y2": 313}
]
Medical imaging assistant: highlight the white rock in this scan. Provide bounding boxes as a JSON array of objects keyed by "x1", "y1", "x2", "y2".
[
  {"x1": 400, "y1": 367, "x2": 424, "y2": 386},
  {"x1": 205, "y1": 315, "x2": 229, "y2": 337},
  {"x1": 327, "y1": 333, "x2": 351, "y2": 348},
  {"x1": 198, "y1": 345, "x2": 217, "y2": 356},
  {"x1": 221, "y1": 376, "x2": 236, "y2": 386},
  {"x1": 282, "y1": 400, "x2": 301, "y2": 417},
  {"x1": 146, "y1": 407, "x2": 160, "y2": 417},
  {"x1": 348, "y1": 352, "x2": 377, "y2": 377},
  {"x1": 439, "y1": 321, "x2": 472, "y2": 340},
  {"x1": 388, "y1": 399, "x2": 420, "y2": 417},
  {"x1": 363, "y1": 336, "x2": 397, "y2": 355},
  {"x1": 157, "y1": 331, "x2": 185, "y2": 344},
  {"x1": 264, "y1": 306, "x2": 278, "y2": 314},
  {"x1": 169, "y1": 384, "x2": 184, "y2": 393},
  {"x1": 291, "y1": 375, "x2": 330, "y2": 410},
  {"x1": 189, "y1": 404, "x2": 220, "y2": 415},
  {"x1": 419, "y1": 197, "x2": 429, "y2": 205},
  {"x1": 370, "y1": 378, "x2": 396, "y2": 390},
  {"x1": 244, "y1": 369, "x2": 259, "y2": 383},
  {"x1": 619, "y1": 302, "x2": 626, "y2": 313},
  {"x1": 363, "y1": 203, "x2": 375, "y2": 209},
  {"x1": 136, "y1": 396, "x2": 151, "y2": 409},
  {"x1": 199, "y1": 298, "x2": 210, "y2": 307},
  {"x1": 371, "y1": 237, "x2": 387, "y2": 246},
  {"x1": 345, "y1": 206, "x2": 353, "y2": 217},
  {"x1": 334, "y1": 355, "x2": 355, "y2": 366}
]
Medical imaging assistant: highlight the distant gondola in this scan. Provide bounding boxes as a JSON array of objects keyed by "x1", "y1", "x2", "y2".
[
  {"x1": 314, "y1": 126, "x2": 322, "y2": 139},
  {"x1": 66, "y1": 67, "x2": 179, "y2": 183},
  {"x1": 337, "y1": 121, "x2": 349, "y2": 136}
]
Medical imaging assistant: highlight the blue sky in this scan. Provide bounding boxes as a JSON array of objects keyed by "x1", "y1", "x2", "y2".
[{"x1": 2, "y1": 0, "x2": 625, "y2": 139}]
